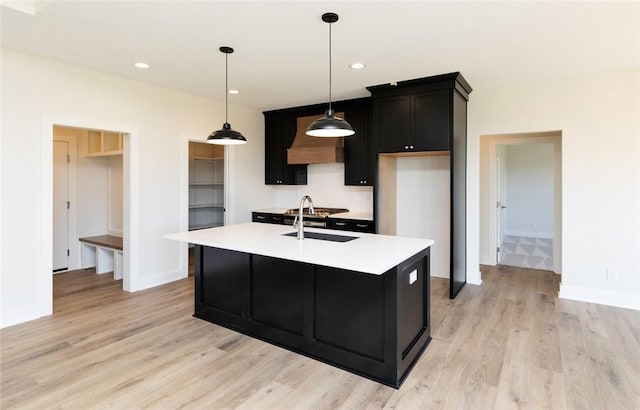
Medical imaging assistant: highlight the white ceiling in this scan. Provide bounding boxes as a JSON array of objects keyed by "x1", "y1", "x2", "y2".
[{"x1": 1, "y1": 1, "x2": 639, "y2": 111}]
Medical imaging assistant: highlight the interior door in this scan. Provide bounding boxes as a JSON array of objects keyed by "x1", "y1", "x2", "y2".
[
  {"x1": 53, "y1": 140, "x2": 69, "y2": 272},
  {"x1": 496, "y1": 145, "x2": 508, "y2": 263}
]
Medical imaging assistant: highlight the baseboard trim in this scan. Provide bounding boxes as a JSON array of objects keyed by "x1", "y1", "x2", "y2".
[
  {"x1": 559, "y1": 284, "x2": 640, "y2": 311},
  {"x1": 132, "y1": 267, "x2": 187, "y2": 292},
  {"x1": 1, "y1": 302, "x2": 51, "y2": 329},
  {"x1": 467, "y1": 269, "x2": 482, "y2": 285}
]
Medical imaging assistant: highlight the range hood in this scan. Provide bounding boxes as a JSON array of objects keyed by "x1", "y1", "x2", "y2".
[{"x1": 287, "y1": 113, "x2": 345, "y2": 164}]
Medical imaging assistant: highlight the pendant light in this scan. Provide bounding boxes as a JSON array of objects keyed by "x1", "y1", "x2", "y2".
[
  {"x1": 206, "y1": 46, "x2": 247, "y2": 145},
  {"x1": 306, "y1": 12, "x2": 355, "y2": 138}
]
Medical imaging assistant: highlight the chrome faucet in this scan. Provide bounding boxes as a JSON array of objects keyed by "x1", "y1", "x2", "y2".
[{"x1": 296, "y1": 195, "x2": 315, "y2": 240}]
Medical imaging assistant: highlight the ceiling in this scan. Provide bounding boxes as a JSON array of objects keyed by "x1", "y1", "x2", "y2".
[{"x1": 1, "y1": 1, "x2": 639, "y2": 111}]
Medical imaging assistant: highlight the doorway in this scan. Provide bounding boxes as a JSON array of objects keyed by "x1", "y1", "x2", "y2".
[
  {"x1": 496, "y1": 143, "x2": 555, "y2": 270},
  {"x1": 187, "y1": 141, "x2": 226, "y2": 275},
  {"x1": 479, "y1": 131, "x2": 562, "y2": 274},
  {"x1": 52, "y1": 126, "x2": 125, "y2": 280}
]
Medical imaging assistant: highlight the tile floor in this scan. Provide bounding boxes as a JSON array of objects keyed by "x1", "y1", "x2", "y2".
[{"x1": 499, "y1": 235, "x2": 554, "y2": 271}]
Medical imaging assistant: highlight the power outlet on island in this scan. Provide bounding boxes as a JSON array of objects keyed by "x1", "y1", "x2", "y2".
[
  {"x1": 606, "y1": 268, "x2": 619, "y2": 281},
  {"x1": 409, "y1": 270, "x2": 418, "y2": 285}
]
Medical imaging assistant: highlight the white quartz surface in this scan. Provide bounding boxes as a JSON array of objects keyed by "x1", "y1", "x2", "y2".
[
  {"x1": 252, "y1": 208, "x2": 290, "y2": 214},
  {"x1": 165, "y1": 223, "x2": 432, "y2": 275}
]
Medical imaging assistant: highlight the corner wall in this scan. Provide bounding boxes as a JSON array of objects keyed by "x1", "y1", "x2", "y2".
[
  {"x1": 1, "y1": 49, "x2": 269, "y2": 327},
  {"x1": 468, "y1": 68, "x2": 640, "y2": 310}
]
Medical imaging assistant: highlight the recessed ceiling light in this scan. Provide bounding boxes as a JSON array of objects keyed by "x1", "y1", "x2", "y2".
[
  {"x1": 134, "y1": 62, "x2": 150, "y2": 69},
  {"x1": 349, "y1": 62, "x2": 366, "y2": 70},
  {"x1": 228, "y1": 89, "x2": 239, "y2": 95}
]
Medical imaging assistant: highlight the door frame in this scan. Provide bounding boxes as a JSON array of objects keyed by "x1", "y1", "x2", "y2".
[
  {"x1": 480, "y1": 130, "x2": 562, "y2": 274},
  {"x1": 41, "y1": 116, "x2": 140, "y2": 318},
  {"x1": 52, "y1": 135, "x2": 77, "y2": 272}
]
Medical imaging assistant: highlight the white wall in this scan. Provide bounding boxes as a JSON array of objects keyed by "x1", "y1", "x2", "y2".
[
  {"x1": 108, "y1": 155, "x2": 123, "y2": 235},
  {"x1": 468, "y1": 68, "x2": 640, "y2": 310},
  {"x1": 271, "y1": 163, "x2": 373, "y2": 213},
  {"x1": 1, "y1": 49, "x2": 269, "y2": 327},
  {"x1": 396, "y1": 156, "x2": 450, "y2": 278},
  {"x1": 504, "y1": 143, "x2": 554, "y2": 238}
]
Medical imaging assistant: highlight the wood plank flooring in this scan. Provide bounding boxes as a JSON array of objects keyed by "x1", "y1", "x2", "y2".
[{"x1": 2, "y1": 265, "x2": 639, "y2": 409}]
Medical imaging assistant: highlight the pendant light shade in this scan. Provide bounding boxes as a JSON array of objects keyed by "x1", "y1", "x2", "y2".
[
  {"x1": 207, "y1": 46, "x2": 247, "y2": 145},
  {"x1": 306, "y1": 13, "x2": 354, "y2": 138}
]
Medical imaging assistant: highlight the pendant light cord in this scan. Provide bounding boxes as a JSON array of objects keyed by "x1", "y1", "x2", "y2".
[
  {"x1": 328, "y1": 21, "x2": 332, "y2": 112},
  {"x1": 225, "y1": 52, "x2": 229, "y2": 124}
]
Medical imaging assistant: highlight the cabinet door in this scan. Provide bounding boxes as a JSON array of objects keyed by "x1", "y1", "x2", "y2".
[
  {"x1": 375, "y1": 95, "x2": 411, "y2": 153},
  {"x1": 412, "y1": 90, "x2": 451, "y2": 151},
  {"x1": 264, "y1": 116, "x2": 307, "y2": 185},
  {"x1": 344, "y1": 109, "x2": 372, "y2": 186},
  {"x1": 280, "y1": 117, "x2": 307, "y2": 185},
  {"x1": 264, "y1": 116, "x2": 285, "y2": 184}
]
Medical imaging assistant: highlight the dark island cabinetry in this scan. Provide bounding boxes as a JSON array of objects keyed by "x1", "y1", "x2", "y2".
[
  {"x1": 264, "y1": 115, "x2": 307, "y2": 185},
  {"x1": 193, "y1": 244, "x2": 431, "y2": 388}
]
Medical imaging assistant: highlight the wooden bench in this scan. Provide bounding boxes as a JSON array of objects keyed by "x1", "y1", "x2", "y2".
[{"x1": 79, "y1": 235, "x2": 123, "y2": 280}]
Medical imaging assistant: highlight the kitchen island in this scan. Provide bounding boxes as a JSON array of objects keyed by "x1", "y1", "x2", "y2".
[{"x1": 165, "y1": 222, "x2": 433, "y2": 388}]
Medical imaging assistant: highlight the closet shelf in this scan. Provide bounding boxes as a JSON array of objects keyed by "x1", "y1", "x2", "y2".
[
  {"x1": 189, "y1": 182, "x2": 224, "y2": 186},
  {"x1": 189, "y1": 203, "x2": 224, "y2": 209}
]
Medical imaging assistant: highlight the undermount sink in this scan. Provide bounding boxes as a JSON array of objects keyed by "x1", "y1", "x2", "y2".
[{"x1": 282, "y1": 231, "x2": 359, "y2": 242}]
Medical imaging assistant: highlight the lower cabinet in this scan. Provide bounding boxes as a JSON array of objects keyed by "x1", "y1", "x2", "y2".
[
  {"x1": 252, "y1": 212, "x2": 285, "y2": 224},
  {"x1": 194, "y1": 245, "x2": 431, "y2": 388},
  {"x1": 327, "y1": 218, "x2": 375, "y2": 233}
]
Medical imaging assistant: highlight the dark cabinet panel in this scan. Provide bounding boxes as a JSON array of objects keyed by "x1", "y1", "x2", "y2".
[
  {"x1": 344, "y1": 109, "x2": 373, "y2": 186},
  {"x1": 252, "y1": 255, "x2": 305, "y2": 335},
  {"x1": 376, "y1": 95, "x2": 412, "y2": 153},
  {"x1": 412, "y1": 90, "x2": 451, "y2": 151},
  {"x1": 314, "y1": 266, "x2": 386, "y2": 361},
  {"x1": 264, "y1": 115, "x2": 307, "y2": 185},
  {"x1": 375, "y1": 91, "x2": 451, "y2": 153},
  {"x1": 200, "y1": 247, "x2": 250, "y2": 316},
  {"x1": 327, "y1": 218, "x2": 375, "y2": 233},
  {"x1": 397, "y1": 254, "x2": 428, "y2": 357},
  {"x1": 368, "y1": 72, "x2": 472, "y2": 300},
  {"x1": 194, "y1": 244, "x2": 432, "y2": 388},
  {"x1": 252, "y1": 212, "x2": 284, "y2": 224}
]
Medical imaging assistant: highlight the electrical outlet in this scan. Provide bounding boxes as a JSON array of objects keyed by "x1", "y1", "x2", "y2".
[
  {"x1": 409, "y1": 270, "x2": 418, "y2": 285},
  {"x1": 607, "y1": 268, "x2": 619, "y2": 281}
]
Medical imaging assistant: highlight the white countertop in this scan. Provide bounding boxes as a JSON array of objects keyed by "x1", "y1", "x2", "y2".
[
  {"x1": 165, "y1": 223, "x2": 432, "y2": 275},
  {"x1": 252, "y1": 208, "x2": 290, "y2": 214}
]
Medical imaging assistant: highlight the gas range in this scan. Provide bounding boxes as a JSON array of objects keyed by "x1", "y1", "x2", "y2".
[{"x1": 283, "y1": 207, "x2": 349, "y2": 227}]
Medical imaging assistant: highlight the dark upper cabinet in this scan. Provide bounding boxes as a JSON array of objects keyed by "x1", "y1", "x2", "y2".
[
  {"x1": 376, "y1": 95, "x2": 412, "y2": 153},
  {"x1": 373, "y1": 90, "x2": 451, "y2": 153},
  {"x1": 264, "y1": 97, "x2": 372, "y2": 187},
  {"x1": 412, "y1": 90, "x2": 450, "y2": 151},
  {"x1": 264, "y1": 115, "x2": 307, "y2": 185},
  {"x1": 344, "y1": 108, "x2": 373, "y2": 186}
]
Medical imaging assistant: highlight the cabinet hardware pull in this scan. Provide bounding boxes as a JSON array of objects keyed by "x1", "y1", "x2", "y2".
[
  {"x1": 336, "y1": 222, "x2": 347, "y2": 226},
  {"x1": 404, "y1": 145, "x2": 409, "y2": 149},
  {"x1": 257, "y1": 215, "x2": 265, "y2": 219},
  {"x1": 356, "y1": 224, "x2": 368, "y2": 228},
  {"x1": 410, "y1": 145, "x2": 414, "y2": 149}
]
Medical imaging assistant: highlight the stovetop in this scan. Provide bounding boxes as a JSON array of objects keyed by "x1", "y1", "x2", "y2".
[{"x1": 284, "y1": 207, "x2": 349, "y2": 218}]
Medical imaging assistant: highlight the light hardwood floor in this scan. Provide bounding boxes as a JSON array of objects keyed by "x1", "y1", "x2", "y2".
[{"x1": 1, "y1": 265, "x2": 639, "y2": 409}]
